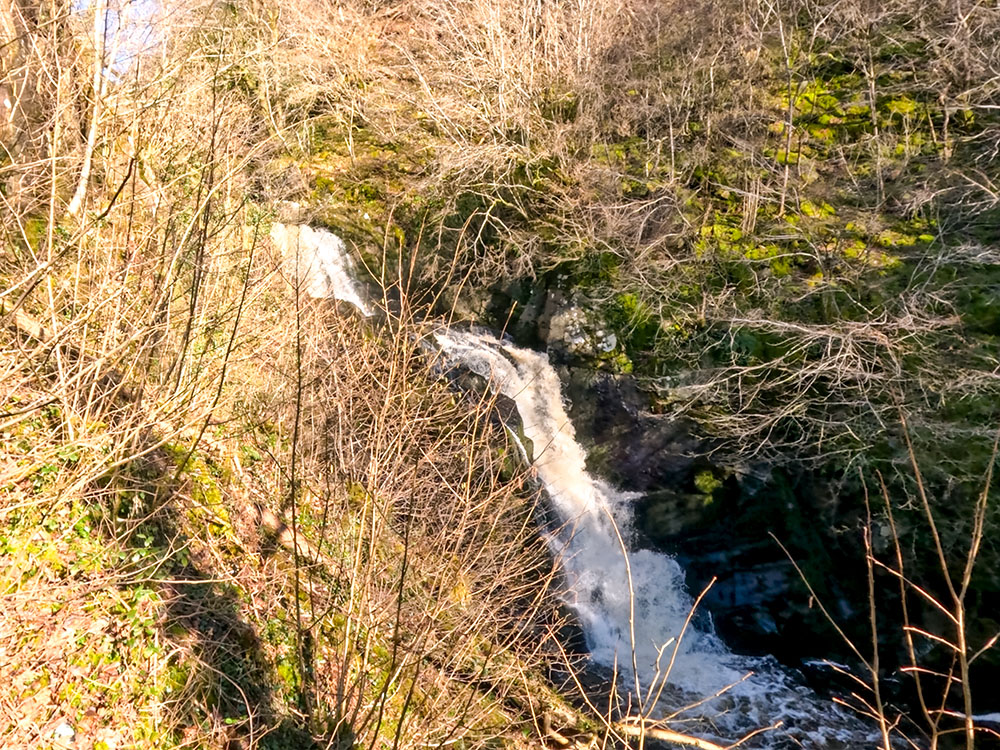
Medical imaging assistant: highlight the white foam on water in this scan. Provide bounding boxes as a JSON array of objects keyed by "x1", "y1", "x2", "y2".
[
  {"x1": 270, "y1": 223, "x2": 372, "y2": 315},
  {"x1": 433, "y1": 328, "x2": 874, "y2": 748}
]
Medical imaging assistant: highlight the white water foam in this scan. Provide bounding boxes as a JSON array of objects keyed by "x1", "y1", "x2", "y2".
[
  {"x1": 433, "y1": 328, "x2": 874, "y2": 748},
  {"x1": 270, "y1": 223, "x2": 372, "y2": 315}
]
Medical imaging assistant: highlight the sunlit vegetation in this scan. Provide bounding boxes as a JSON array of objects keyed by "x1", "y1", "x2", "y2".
[{"x1": 2, "y1": 0, "x2": 998, "y2": 747}]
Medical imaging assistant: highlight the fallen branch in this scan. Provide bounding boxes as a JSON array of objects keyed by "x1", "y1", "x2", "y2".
[
  {"x1": 617, "y1": 722, "x2": 726, "y2": 750},
  {"x1": 616, "y1": 717, "x2": 783, "y2": 750}
]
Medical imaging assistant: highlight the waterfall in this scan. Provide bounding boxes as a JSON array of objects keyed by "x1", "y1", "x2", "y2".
[
  {"x1": 433, "y1": 329, "x2": 872, "y2": 748},
  {"x1": 434, "y1": 330, "x2": 742, "y2": 696},
  {"x1": 275, "y1": 223, "x2": 872, "y2": 747},
  {"x1": 270, "y1": 223, "x2": 372, "y2": 315}
]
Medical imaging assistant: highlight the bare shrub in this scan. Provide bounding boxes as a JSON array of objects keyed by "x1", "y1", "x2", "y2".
[{"x1": 778, "y1": 427, "x2": 1000, "y2": 750}]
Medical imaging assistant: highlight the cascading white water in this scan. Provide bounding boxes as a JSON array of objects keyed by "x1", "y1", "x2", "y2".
[
  {"x1": 434, "y1": 330, "x2": 744, "y2": 698},
  {"x1": 275, "y1": 223, "x2": 872, "y2": 747},
  {"x1": 433, "y1": 329, "x2": 873, "y2": 748},
  {"x1": 270, "y1": 223, "x2": 372, "y2": 314}
]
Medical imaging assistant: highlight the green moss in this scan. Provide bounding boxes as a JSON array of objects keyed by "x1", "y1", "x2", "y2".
[
  {"x1": 775, "y1": 149, "x2": 800, "y2": 165},
  {"x1": 22, "y1": 216, "x2": 48, "y2": 251},
  {"x1": 882, "y1": 95, "x2": 919, "y2": 117},
  {"x1": 784, "y1": 81, "x2": 844, "y2": 118},
  {"x1": 876, "y1": 229, "x2": 917, "y2": 247},
  {"x1": 693, "y1": 469, "x2": 723, "y2": 495},
  {"x1": 162, "y1": 444, "x2": 230, "y2": 533},
  {"x1": 344, "y1": 181, "x2": 382, "y2": 205},
  {"x1": 605, "y1": 351, "x2": 634, "y2": 373},
  {"x1": 800, "y1": 199, "x2": 836, "y2": 218},
  {"x1": 807, "y1": 125, "x2": 836, "y2": 143},
  {"x1": 539, "y1": 87, "x2": 579, "y2": 123}
]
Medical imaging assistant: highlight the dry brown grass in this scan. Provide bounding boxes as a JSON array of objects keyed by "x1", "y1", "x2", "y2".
[{"x1": 1, "y1": 2, "x2": 572, "y2": 747}]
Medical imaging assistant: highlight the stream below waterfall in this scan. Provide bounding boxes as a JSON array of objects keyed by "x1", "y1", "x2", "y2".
[{"x1": 272, "y1": 222, "x2": 877, "y2": 749}]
